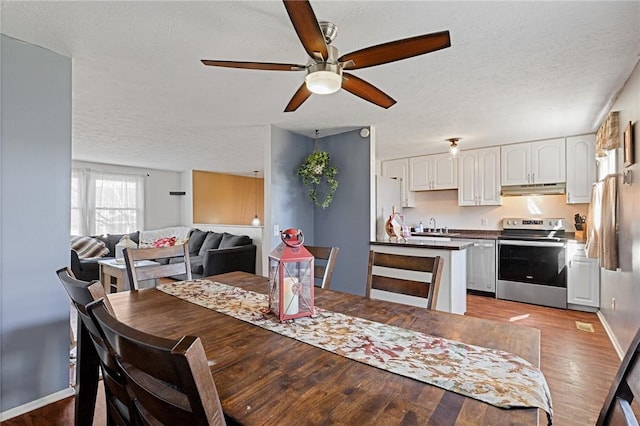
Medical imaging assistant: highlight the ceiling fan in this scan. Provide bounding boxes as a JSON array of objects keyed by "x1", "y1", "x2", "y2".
[{"x1": 201, "y1": 0, "x2": 451, "y2": 112}]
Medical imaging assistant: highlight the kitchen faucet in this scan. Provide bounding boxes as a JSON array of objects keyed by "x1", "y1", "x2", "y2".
[{"x1": 429, "y1": 217, "x2": 436, "y2": 232}]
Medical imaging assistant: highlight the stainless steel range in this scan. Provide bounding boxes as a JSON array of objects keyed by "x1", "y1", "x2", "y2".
[{"x1": 497, "y1": 217, "x2": 567, "y2": 309}]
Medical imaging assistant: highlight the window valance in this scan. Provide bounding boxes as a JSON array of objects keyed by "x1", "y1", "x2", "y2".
[{"x1": 596, "y1": 111, "x2": 619, "y2": 156}]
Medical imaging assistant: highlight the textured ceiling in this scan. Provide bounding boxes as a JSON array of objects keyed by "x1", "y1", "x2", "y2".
[{"x1": 2, "y1": 1, "x2": 639, "y2": 175}]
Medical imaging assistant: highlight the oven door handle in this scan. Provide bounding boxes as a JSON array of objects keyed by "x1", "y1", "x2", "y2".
[{"x1": 498, "y1": 240, "x2": 566, "y2": 248}]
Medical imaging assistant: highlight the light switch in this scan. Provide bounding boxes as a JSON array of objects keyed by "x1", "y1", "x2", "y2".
[{"x1": 273, "y1": 224, "x2": 280, "y2": 236}]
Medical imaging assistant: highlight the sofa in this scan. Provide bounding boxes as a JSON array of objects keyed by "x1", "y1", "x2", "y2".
[
  {"x1": 70, "y1": 228, "x2": 256, "y2": 282},
  {"x1": 174, "y1": 229, "x2": 256, "y2": 280},
  {"x1": 70, "y1": 232, "x2": 139, "y2": 281}
]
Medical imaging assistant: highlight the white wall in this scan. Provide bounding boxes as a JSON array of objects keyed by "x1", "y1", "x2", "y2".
[
  {"x1": 399, "y1": 190, "x2": 588, "y2": 232},
  {"x1": 73, "y1": 160, "x2": 184, "y2": 230},
  {"x1": 599, "y1": 59, "x2": 640, "y2": 355}
]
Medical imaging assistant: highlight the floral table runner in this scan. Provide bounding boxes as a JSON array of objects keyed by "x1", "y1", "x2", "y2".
[{"x1": 157, "y1": 280, "x2": 552, "y2": 421}]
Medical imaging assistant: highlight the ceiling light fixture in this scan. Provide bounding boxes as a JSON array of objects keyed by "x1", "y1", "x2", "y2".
[
  {"x1": 447, "y1": 138, "x2": 461, "y2": 158},
  {"x1": 305, "y1": 63, "x2": 342, "y2": 94},
  {"x1": 251, "y1": 170, "x2": 261, "y2": 227}
]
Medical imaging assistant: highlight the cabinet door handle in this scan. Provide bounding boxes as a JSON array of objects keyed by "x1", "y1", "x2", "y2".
[
  {"x1": 532, "y1": 173, "x2": 535, "y2": 183},
  {"x1": 527, "y1": 173, "x2": 531, "y2": 183}
]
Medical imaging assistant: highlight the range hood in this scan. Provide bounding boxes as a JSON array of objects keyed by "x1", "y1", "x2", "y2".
[{"x1": 501, "y1": 182, "x2": 566, "y2": 196}]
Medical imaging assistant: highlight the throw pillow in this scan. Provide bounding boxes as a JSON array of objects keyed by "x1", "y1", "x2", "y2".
[
  {"x1": 153, "y1": 237, "x2": 176, "y2": 248},
  {"x1": 219, "y1": 233, "x2": 251, "y2": 249},
  {"x1": 198, "y1": 232, "x2": 223, "y2": 256},
  {"x1": 188, "y1": 229, "x2": 208, "y2": 255},
  {"x1": 71, "y1": 235, "x2": 110, "y2": 259}
]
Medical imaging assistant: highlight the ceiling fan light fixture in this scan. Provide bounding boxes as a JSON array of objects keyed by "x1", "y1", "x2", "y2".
[{"x1": 305, "y1": 63, "x2": 342, "y2": 94}]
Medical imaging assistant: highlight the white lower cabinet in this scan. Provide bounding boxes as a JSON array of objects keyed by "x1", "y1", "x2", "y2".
[{"x1": 567, "y1": 242, "x2": 600, "y2": 310}]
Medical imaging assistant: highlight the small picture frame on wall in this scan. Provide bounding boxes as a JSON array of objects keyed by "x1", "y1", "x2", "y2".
[{"x1": 624, "y1": 121, "x2": 634, "y2": 167}]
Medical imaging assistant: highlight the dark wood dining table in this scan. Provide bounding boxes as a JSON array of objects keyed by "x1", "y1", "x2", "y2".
[{"x1": 104, "y1": 271, "x2": 542, "y2": 425}]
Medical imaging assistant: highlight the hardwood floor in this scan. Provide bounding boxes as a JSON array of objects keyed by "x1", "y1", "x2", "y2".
[
  {"x1": 4, "y1": 294, "x2": 620, "y2": 425},
  {"x1": 466, "y1": 294, "x2": 619, "y2": 425}
]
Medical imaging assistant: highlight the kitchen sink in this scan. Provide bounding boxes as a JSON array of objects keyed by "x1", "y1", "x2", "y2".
[{"x1": 412, "y1": 232, "x2": 460, "y2": 237}]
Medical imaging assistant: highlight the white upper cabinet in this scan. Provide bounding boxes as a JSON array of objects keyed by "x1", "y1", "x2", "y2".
[
  {"x1": 458, "y1": 147, "x2": 502, "y2": 206},
  {"x1": 566, "y1": 134, "x2": 596, "y2": 204},
  {"x1": 409, "y1": 153, "x2": 457, "y2": 191},
  {"x1": 501, "y1": 138, "x2": 566, "y2": 186},
  {"x1": 381, "y1": 158, "x2": 415, "y2": 208},
  {"x1": 501, "y1": 143, "x2": 530, "y2": 185}
]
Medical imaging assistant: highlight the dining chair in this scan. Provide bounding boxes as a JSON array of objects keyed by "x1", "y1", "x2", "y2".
[
  {"x1": 87, "y1": 298, "x2": 227, "y2": 426},
  {"x1": 56, "y1": 267, "x2": 134, "y2": 426},
  {"x1": 365, "y1": 251, "x2": 444, "y2": 310},
  {"x1": 597, "y1": 326, "x2": 640, "y2": 425},
  {"x1": 305, "y1": 245, "x2": 340, "y2": 289},
  {"x1": 124, "y1": 243, "x2": 192, "y2": 290}
]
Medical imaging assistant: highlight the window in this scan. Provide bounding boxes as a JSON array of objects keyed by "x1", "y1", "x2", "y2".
[
  {"x1": 596, "y1": 149, "x2": 617, "y2": 181},
  {"x1": 71, "y1": 168, "x2": 145, "y2": 235}
]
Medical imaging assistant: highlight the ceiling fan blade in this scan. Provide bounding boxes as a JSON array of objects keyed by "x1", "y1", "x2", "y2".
[
  {"x1": 284, "y1": 83, "x2": 312, "y2": 112},
  {"x1": 283, "y1": 0, "x2": 328, "y2": 61},
  {"x1": 342, "y1": 73, "x2": 396, "y2": 109},
  {"x1": 339, "y1": 30, "x2": 451, "y2": 70},
  {"x1": 201, "y1": 60, "x2": 306, "y2": 71}
]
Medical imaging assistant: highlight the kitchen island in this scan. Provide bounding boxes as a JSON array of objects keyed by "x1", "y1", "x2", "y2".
[{"x1": 370, "y1": 239, "x2": 472, "y2": 314}]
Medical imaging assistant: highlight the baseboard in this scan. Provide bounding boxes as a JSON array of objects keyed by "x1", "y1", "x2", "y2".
[
  {"x1": 0, "y1": 387, "x2": 75, "y2": 422},
  {"x1": 598, "y1": 310, "x2": 625, "y2": 360}
]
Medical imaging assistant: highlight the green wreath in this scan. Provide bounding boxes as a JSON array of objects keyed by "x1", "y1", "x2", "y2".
[{"x1": 297, "y1": 150, "x2": 339, "y2": 209}]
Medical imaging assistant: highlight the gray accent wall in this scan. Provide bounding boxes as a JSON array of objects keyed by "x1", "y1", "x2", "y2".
[
  {"x1": 1, "y1": 35, "x2": 72, "y2": 411},
  {"x1": 268, "y1": 127, "x2": 372, "y2": 296},
  {"x1": 268, "y1": 126, "x2": 315, "y2": 250},
  {"x1": 313, "y1": 130, "x2": 372, "y2": 295}
]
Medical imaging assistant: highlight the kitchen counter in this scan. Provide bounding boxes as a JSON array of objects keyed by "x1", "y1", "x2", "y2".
[
  {"x1": 369, "y1": 241, "x2": 468, "y2": 315},
  {"x1": 412, "y1": 229, "x2": 582, "y2": 242},
  {"x1": 412, "y1": 230, "x2": 503, "y2": 239},
  {"x1": 371, "y1": 239, "x2": 473, "y2": 250}
]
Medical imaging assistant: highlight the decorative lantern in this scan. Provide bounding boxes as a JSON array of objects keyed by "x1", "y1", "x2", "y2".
[
  {"x1": 115, "y1": 234, "x2": 137, "y2": 263},
  {"x1": 268, "y1": 229, "x2": 314, "y2": 322}
]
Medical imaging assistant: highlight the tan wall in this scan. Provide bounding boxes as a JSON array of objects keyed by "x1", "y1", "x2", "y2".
[{"x1": 193, "y1": 170, "x2": 264, "y2": 225}]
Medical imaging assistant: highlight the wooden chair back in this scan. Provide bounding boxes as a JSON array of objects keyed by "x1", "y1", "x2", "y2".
[
  {"x1": 305, "y1": 245, "x2": 340, "y2": 289},
  {"x1": 56, "y1": 267, "x2": 133, "y2": 425},
  {"x1": 88, "y1": 299, "x2": 226, "y2": 426},
  {"x1": 124, "y1": 243, "x2": 191, "y2": 290},
  {"x1": 597, "y1": 327, "x2": 640, "y2": 425},
  {"x1": 365, "y1": 251, "x2": 444, "y2": 310}
]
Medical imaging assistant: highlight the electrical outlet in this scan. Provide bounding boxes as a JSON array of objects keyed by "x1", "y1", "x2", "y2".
[
  {"x1": 612, "y1": 297, "x2": 616, "y2": 311},
  {"x1": 273, "y1": 224, "x2": 280, "y2": 236},
  {"x1": 481, "y1": 218, "x2": 488, "y2": 226}
]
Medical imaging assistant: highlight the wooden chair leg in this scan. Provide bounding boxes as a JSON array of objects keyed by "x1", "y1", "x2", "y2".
[{"x1": 74, "y1": 318, "x2": 100, "y2": 426}]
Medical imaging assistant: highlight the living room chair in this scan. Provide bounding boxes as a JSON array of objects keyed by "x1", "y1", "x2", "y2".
[
  {"x1": 305, "y1": 245, "x2": 339, "y2": 289},
  {"x1": 56, "y1": 267, "x2": 134, "y2": 426},
  {"x1": 597, "y1": 326, "x2": 640, "y2": 425},
  {"x1": 365, "y1": 251, "x2": 444, "y2": 310},
  {"x1": 88, "y1": 299, "x2": 227, "y2": 426},
  {"x1": 124, "y1": 243, "x2": 192, "y2": 290}
]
